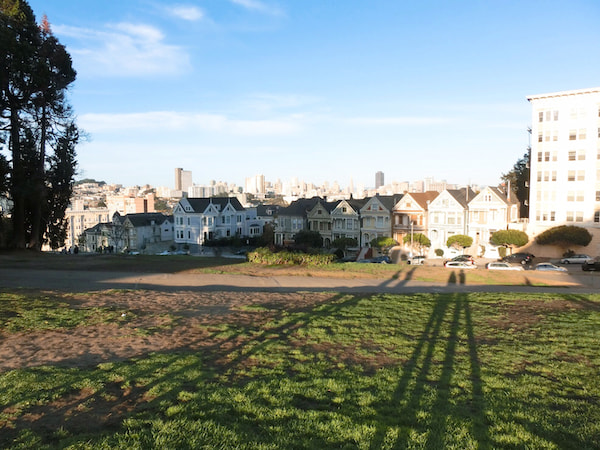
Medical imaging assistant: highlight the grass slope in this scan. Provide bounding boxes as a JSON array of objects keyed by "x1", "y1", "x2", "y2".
[{"x1": 1, "y1": 290, "x2": 600, "y2": 448}]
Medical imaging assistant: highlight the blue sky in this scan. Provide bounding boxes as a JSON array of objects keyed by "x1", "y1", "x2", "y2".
[{"x1": 28, "y1": 0, "x2": 600, "y2": 190}]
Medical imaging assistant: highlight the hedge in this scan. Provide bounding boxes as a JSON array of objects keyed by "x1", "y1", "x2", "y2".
[{"x1": 247, "y1": 247, "x2": 335, "y2": 266}]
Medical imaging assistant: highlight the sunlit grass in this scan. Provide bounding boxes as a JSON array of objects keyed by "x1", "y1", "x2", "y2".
[{"x1": 1, "y1": 291, "x2": 600, "y2": 448}]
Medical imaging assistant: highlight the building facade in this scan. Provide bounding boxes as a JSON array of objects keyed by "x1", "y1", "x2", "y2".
[{"x1": 527, "y1": 87, "x2": 600, "y2": 256}]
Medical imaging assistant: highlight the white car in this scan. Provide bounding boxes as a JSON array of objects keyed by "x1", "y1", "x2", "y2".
[
  {"x1": 486, "y1": 261, "x2": 524, "y2": 271},
  {"x1": 559, "y1": 254, "x2": 592, "y2": 264},
  {"x1": 534, "y1": 263, "x2": 567, "y2": 272},
  {"x1": 444, "y1": 261, "x2": 477, "y2": 269}
]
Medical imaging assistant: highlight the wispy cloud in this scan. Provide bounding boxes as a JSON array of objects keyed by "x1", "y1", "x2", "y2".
[
  {"x1": 230, "y1": 0, "x2": 284, "y2": 16},
  {"x1": 165, "y1": 5, "x2": 205, "y2": 21},
  {"x1": 53, "y1": 22, "x2": 190, "y2": 77},
  {"x1": 345, "y1": 116, "x2": 452, "y2": 126},
  {"x1": 79, "y1": 111, "x2": 302, "y2": 136}
]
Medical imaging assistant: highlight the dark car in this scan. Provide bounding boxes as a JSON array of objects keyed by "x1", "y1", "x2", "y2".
[
  {"x1": 446, "y1": 255, "x2": 475, "y2": 265},
  {"x1": 582, "y1": 258, "x2": 600, "y2": 271},
  {"x1": 501, "y1": 252, "x2": 534, "y2": 265},
  {"x1": 371, "y1": 255, "x2": 391, "y2": 264}
]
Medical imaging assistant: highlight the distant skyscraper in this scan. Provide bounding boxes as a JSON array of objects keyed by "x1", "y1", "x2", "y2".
[
  {"x1": 174, "y1": 168, "x2": 192, "y2": 192},
  {"x1": 375, "y1": 171, "x2": 384, "y2": 189}
]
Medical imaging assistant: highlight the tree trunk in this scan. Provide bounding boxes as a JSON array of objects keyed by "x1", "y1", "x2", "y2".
[{"x1": 9, "y1": 105, "x2": 26, "y2": 249}]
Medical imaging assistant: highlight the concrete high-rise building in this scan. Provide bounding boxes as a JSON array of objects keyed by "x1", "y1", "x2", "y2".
[
  {"x1": 245, "y1": 174, "x2": 266, "y2": 195},
  {"x1": 174, "y1": 168, "x2": 192, "y2": 192},
  {"x1": 527, "y1": 87, "x2": 600, "y2": 255},
  {"x1": 375, "y1": 171, "x2": 384, "y2": 189}
]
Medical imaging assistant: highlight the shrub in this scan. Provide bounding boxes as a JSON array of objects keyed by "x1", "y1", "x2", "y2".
[
  {"x1": 435, "y1": 248, "x2": 444, "y2": 257},
  {"x1": 247, "y1": 247, "x2": 334, "y2": 266},
  {"x1": 498, "y1": 247, "x2": 507, "y2": 258}
]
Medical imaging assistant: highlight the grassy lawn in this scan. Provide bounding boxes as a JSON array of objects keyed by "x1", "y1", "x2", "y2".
[{"x1": 1, "y1": 289, "x2": 600, "y2": 448}]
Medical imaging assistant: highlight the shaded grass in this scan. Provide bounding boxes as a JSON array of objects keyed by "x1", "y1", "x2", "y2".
[
  {"x1": 1, "y1": 291, "x2": 600, "y2": 448},
  {"x1": 0, "y1": 252, "x2": 583, "y2": 287}
]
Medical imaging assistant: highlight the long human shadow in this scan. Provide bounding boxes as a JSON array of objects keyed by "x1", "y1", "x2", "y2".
[{"x1": 369, "y1": 293, "x2": 490, "y2": 449}]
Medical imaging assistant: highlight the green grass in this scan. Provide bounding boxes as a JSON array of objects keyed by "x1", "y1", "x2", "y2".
[{"x1": 2, "y1": 291, "x2": 600, "y2": 448}]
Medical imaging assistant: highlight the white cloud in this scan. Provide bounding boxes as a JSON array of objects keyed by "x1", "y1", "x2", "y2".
[
  {"x1": 345, "y1": 116, "x2": 452, "y2": 126},
  {"x1": 166, "y1": 5, "x2": 205, "y2": 21},
  {"x1": 230, "y1": 0, "x2": 283, "y2": 16},
  {"x1": 79, "y1": 111, "x2": 302, "y2": 136},
  {"x1": 53, "y1": 22, "x2": 190, "y2": 77}
]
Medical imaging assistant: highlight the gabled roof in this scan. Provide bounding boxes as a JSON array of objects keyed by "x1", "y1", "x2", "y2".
[
  {"x1": 276, "y1": 197, "x2": 321, "y2": 217},
  {"x1": 361, "y1": 194, "x2": 403, "y2": 213},
  {"x1": 396, "y1": 191, "x2": 439, "y2": 210},
  {"x1": 256, "y1": 204, "x2": 281, "y2": 217},
  {"x1": 333, "y1": 197, "x2": 368, "y2": 214},
  {"x1": 446, "y1": 188, "x2": 476, "y2": 208},
  {"x1": 309, "y1": 198, "x2": 341, "y2": 215},
  {"x1": 184, "y1": 197, "x2": 245, "y2": 213},
  {"x1": 488, "y1": 186, "x2": 517, "y2": 205},
  {"x1": 124, "y1": 212, "x2": 168, "y2": 227}
]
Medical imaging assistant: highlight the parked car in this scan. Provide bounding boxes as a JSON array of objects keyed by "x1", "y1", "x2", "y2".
[
  {"x1": 446, "y1": 255, "x2": 475, "y2": 265},
  {"x1": 501, "y1": 252, "x2": 535, "y2": 265},
  {"x1": 534, "y1": 263, "x2": 567, "y2": 272},
  {"x1": 486, "y1": 261, "x2": 524, "y2": 271},
  {"x1": 444, "y1": 261, "x2": 477, "y2": 269},
  {"x1": 371, "y1": 255, "x2": 391, "y2": 264},
  {"x1": 560, "y1": 254, "x2": 592, "y2": 264},
  {"x1": 408, "y1": 256, "x2": 426, "y2": 265},
  {"x1": 582, "y1": 258, "x2": 600, "y2": 271}
]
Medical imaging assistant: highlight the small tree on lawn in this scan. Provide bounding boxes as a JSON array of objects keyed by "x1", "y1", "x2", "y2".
[
  {"x1": 490, "y1": 229, "x2": 529, "y2": 254},
  {"x1": 371, "y1": 236, "x2": 397, "y2": 255},
  {"x1": 331, "y1": 237, "x2": 358, "y2": 251},
  {"x1": 403, "y1": 233, "x2": 431, "y2": 255},
  {"x1": 294, "y1": 230, "x2": 323, "y2": 249},
  {"x1": 447, "y1": 234, "x2": 473, "y2": 254},
  {"x1": 535, "y1": 225, "x2": 592, "y2": 254}
]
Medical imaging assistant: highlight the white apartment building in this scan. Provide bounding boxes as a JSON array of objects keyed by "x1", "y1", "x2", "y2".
[{"x1": 527, "y1": 87, "x2": 600, "y2": 256}]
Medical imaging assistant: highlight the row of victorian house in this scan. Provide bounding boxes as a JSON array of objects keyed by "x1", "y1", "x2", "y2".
[{"x1": 81, "y1": 186, "x2": 520, "y2": 259}]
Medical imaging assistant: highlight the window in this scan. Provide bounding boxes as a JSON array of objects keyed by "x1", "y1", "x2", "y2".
[
  {"x1": 537, "y1": 172, "x2": 542, "y2": 182},
  {"x1": 597, "y1": 191, "x2": 600, "y2": 201},
  {"x1": 576, "y1": 192, "x2": 584, "y2": 202},
  {"x1": 552, "y1": 152, "x2": 557, "y2": 161},
  {"x1": 544, "y1": 152, "x2": 550, "y2": 162},
  {"x1": 538, "y1": 112, "x2": 543, "y2": 122},
  {"x1": 554, "y1": 110, "x2": 559, "y2": 121},
  {"x1": 550, "y1": 211, "x2": 555, "y2": 221},
  {"x1": 569, "y1": 130, "x2": 577, "y2": 140},
  {"x1": 543, "y1": 171, "x2": 549, "y2": 182},
  {"x1": 578, "y1": 150, "x2": 585, "y2": 160},
  {"x1": 546, "y1": 111, "x2": 551, "y2": 121},
  {"x1": 579, "y1": 129, "x2": 587, "y2": 140},
  {"x1": 553, "y1": 131, "x2": 558, "y2": 141},
  {"x1": 568, "y1": 151, "x2": 576, "y2": 161},
  {"x1": 538, "y1": 132, "x2": 543, "y2": 143},
  {"x1": 567, "y1": 191, "x2": 574, "y2": 202},
  {"x1": 566, "y1": 211, "x2": 574, "y2": 222},
  {"x1": 568, "y1": 171, "x2": 576, "y2": 181},
  {"x1": 577, "y1": 171, "x2": 585, "y2": 181},
  {"x1": 537, "y1": 152, "x2": 542, "y2": 162},
  {"x1": 576, "y1": 212, "x2": 584, "y2": 222},
  {"x1": 596, "y1": 211, "x2": 600, "y2": 223},
  {"x1": 552, "y1": 171, "x2": 557, "y2": 181}
]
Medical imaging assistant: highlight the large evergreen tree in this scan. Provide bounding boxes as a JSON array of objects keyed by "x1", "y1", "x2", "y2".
[
  {"x1": 501, "y1": 151, "x2": 530, "y2": 218},
  {"x1": 0, "y1": 2, "x2": 78, "y2": 250}
]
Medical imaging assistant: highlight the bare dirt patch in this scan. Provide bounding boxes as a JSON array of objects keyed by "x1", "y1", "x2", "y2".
[{"x1": 0, "y1": 289, "x2": 333, "y2": 371}]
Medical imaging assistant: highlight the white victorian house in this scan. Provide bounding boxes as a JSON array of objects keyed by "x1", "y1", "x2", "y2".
[
  {"x1": 174, "y1": 197, "x2": 246, "y2": 251},
  {"x1": 467, "y1": 186, "x2": 520, "y2": 258},
  {"x1": 359, "y1": 195, "x2": 401, "y2": 246},
  {"x1": 428, "y1": 188, "x2": 475, "y2": 257}
]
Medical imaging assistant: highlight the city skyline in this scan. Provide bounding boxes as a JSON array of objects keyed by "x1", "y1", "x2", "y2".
[{"x1": 28, "y1": 0, "x2": 600, "y2": 189}]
